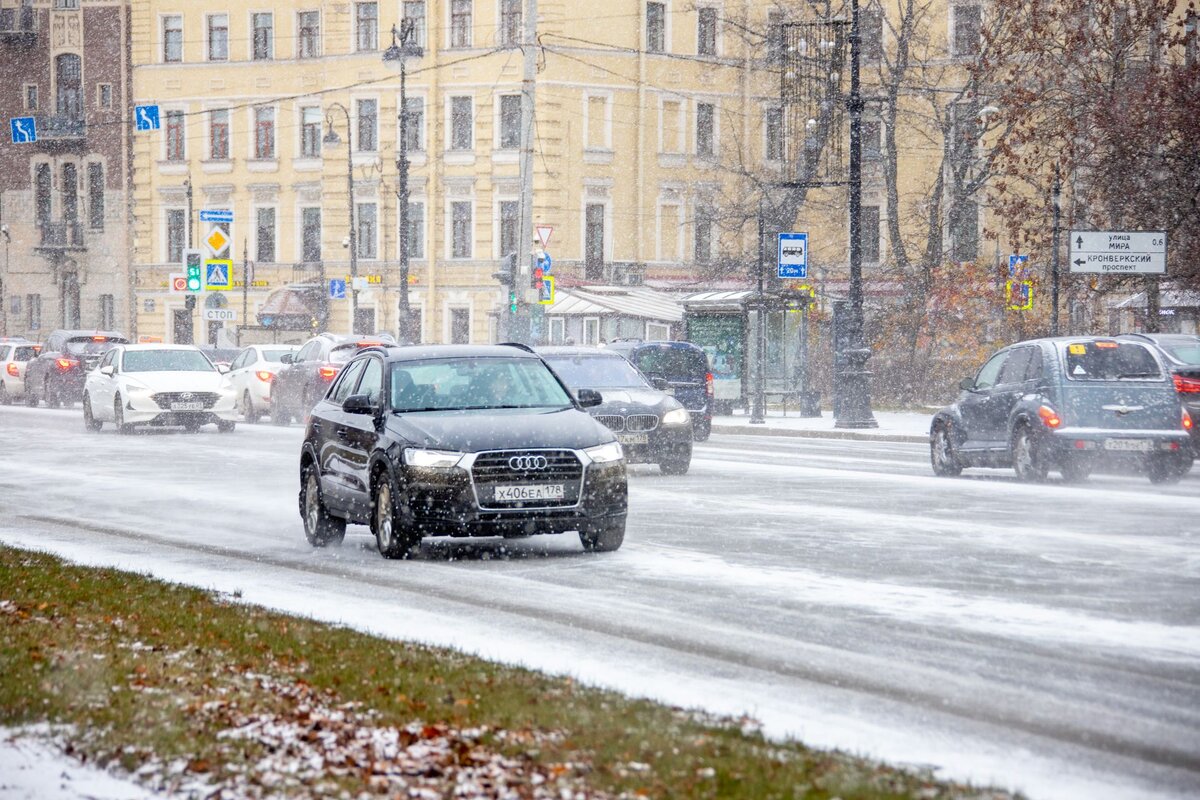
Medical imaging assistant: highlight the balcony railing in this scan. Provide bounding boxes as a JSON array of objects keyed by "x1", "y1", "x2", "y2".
[
  {"x1": 0, "y1": 6, "x2": 36, "y2": 43},
  {"x1": 35, "y1": 114, "x2": 87, "y2": 143},
  {"x1": 38, "y1": 221, "x2": 86, "y2": 250}
]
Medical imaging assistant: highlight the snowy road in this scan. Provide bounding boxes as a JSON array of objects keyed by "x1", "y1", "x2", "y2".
[{"x1": 1, "y1": 404, "x2": 1198, "y2": 800}]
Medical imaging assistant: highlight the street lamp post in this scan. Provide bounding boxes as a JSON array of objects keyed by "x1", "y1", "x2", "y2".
[
  {"x1": 1051, "y1": 166, "x2": 1061, "y2": 336},
  {"x1": 383, "y1": 20, "x2": 423, "y2": 344},
  {"x1": 323, "y1": 103, "x2": 357, "y2": 335}
]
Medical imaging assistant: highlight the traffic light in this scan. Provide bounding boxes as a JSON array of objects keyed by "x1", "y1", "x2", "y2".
[
  {"x1": 492, "y1": 253, "x2": 517, "y2": 314},
  {"x1": 185, "y1": 252, "x2": 203, "y2": 292}
]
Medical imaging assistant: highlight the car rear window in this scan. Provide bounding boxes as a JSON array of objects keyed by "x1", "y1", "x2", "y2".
[
  {"x1": 1063, "y1": 341, "x2": 1163, "y2": 381},
  {"x1": 261, "y1": 349, "x2": 296, "y2": 363},
  {"x1": 330, "y1": 345, "x2": 358, "y2": 364},
  {"x1": 633, "y1": 346, "x2": 708, "y2": 382},
  {"x1": 13, "y1": 346, "x2": 38, "y2": 361},
  {"x1": 65, "y1": 336, "x2": 125, "y2": 355},
  {"x1": 1161, "y1": 342, "x2": 1200, "y2": 365}
]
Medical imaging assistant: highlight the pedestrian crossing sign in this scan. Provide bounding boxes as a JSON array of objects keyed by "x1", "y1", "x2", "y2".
[{"x1": 205, "y1": 259, "x2": 233, "y2": 291}]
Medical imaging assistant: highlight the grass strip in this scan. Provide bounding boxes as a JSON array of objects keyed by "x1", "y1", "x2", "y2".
[{"x1": 0, "y1": 545, "x2": 1017, "y2": 799}]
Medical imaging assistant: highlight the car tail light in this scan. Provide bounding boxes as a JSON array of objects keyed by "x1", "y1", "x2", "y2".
[
  {"x1": 317, "y1": 365, "x2": 339, "y2": 380},
  {"x1": 255, "y1": 370, "x2": 274, "y2": 383},
  {"x1": 1184, "y1": 408, "x2": 1194, "y2": 431},
  {"x1": 91, "y1": 335, "x2": 108, "y2": 342},
  {"x1": 55, "y1": 357, "x2": 79, "y2": 371},
  {"x1": 356, "y1": 341, "x2": 384, "y2": 348},
  {"x1": 1037, "y1": 405, "x2": 1062, "y2": 429},
  {"x1": 5, "y1": 363, "x2": 17, "y2": 377},
  {"x1": 705, "y1": 372, "x2": 714, "y2": 397},
  {"x1": 1173, "y1": 374, "x2": 1200, "y2": 394}
]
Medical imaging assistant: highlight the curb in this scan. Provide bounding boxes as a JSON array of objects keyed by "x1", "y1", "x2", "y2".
[{"x1": 711, "y1": 423, "x2": 928, "y2": 444}]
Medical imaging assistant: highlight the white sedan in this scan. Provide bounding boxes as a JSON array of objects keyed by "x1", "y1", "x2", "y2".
[
  {"x1": 226, "y1": 344, "x2": 300, "y2": 423},
  {"x1": 82, "y1": 344, "x2": 238, "y2": 434}
]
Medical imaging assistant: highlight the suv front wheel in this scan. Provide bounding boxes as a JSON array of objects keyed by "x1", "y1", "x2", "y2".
[{"x1": 579, "y1": 518, "x2": 625, "y2": 552}]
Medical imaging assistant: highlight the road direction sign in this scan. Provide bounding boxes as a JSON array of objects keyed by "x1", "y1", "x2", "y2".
[
  {"x1": 203, "y1": 308, "x2": 238, "y2": 322},
  {"x1": 1069, "y1": 230, "x2": 1166, "y2": 274},
  {"x1": 535, "y1": 225, "x2": 553, "y2": 248},
  {"x1": 778, "y1": 232, "x2": 808, "y2": 279},
  {"x1": 134, "y1": 105, "x2": 160, "y2": 131},
  {"x1": 10, "y1": 116, "x2": 36, "y2": 143},
  {"x1": 169, "y1": 273, "x2": 187, "y2": 293},
  {"x1": 329, "y1": 279, "x2": 347, "y2": 299},
  {"x1": 199, "y1": 209, "x2": 233, "y2": 224},
  {"x1": 204, "y1": 259, "x2": 233, "y2": 291}
]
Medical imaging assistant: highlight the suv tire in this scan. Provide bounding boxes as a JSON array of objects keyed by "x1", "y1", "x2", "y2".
[
  {"x1": 930, "y1": 423, "x2": 963, "y2": 477},
  {"x1": 579, "y1": 519, "x2": 625, "y2": 552},
  {"x1": 372, "y1": 472, "x2": 420, "y2": 559},
  {"x1": 1012, "y1": 423, "x2": 1049, "y2": 482},
  {"x1": 301, "y1": 463, "x2": 346, "y2": 547}
]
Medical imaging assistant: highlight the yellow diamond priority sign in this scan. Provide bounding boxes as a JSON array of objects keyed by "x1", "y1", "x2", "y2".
[{"x1": 205, "y1": 225, "x2": 230, "y2": 257}]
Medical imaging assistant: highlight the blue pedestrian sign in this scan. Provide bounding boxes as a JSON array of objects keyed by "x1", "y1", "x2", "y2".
[
  {"x1": 537, "y1": 252, "x2": 553, "y2": 275},
  {"x1": 134, "y1": 105, "x2": 160, "y2": 131},
  {"x1": 329, "y1": 279, "x2": 347, "y2": 300},
  {"x1": 778, "y1": 232, "x2": 809, "y2": 279},
  {"x1": 10, "y1": 116, "x2": 36, "y2": 144},
  {"x1": 204, "y1": 259, "x2": 233, "y2": 291}
]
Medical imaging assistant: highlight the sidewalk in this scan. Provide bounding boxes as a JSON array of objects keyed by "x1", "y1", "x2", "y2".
[{"x1": 711, "y1": 408, "x2": 933, "y2": 443}]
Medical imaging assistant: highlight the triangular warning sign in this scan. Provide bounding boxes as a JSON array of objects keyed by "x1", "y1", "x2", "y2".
[{"x1": 535, "y1": 225, "x2": 553, "y2": 248}]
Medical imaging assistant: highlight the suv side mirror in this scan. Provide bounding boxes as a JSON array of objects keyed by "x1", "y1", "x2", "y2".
[
  {"x1": 577, "y1": 388, "x2": 603, "y2": 408},
  {"x1": 649, "y1": 376, "x2": 670, "y2": 391},
  {"x1": 279, "y1": 353, "x2": 293, "y2": 364},
  {"x1": 959, "y1": 376, "x2": 976, "y2": 391},
  {"x1": 343, "y1": 393, "x2": 375, "y2": 415}
]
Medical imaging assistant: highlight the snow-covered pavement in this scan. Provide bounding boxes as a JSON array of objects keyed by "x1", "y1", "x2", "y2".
[{"x1": 1, "y1": 404, "x2": 1198, "y2": 800}]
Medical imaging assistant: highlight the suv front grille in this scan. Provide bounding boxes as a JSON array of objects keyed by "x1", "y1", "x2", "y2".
[
  {"x1": 471, "y1": 449, "x2": 584, "y2": 509},
  {"x1": 152, "y1": 392, "x2": 219, "y2": 410},
  {"x1": 625, "y1": 414, "x2": 659, "y2": 432},
  {"x1": 594, "y1": 414, "x2": 624, "y2": 431}
]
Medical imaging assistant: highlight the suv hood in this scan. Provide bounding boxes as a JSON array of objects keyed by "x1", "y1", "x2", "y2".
[{"x1": 387, "y1": 407, "x2": 614, "y2": 452}]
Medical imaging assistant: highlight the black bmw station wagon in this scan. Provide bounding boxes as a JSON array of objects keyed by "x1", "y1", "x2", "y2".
[{"x1": 298, "y1": 344, "x2": 628, "y2": 558}]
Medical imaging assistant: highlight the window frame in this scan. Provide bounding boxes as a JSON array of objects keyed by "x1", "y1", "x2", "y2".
[
  {"x1": 206, "y1": 13, "x2": 229, "y2": 62},
  {"x1": 253, "y1": 106, "x2": 276, "y2": 160},
  {"x1": 209, "y1": 108, "x2": 230, "y2": 161},
  {"x1": 497, "y1": 94, "x2": 521, "y2": 150},
  {"x1": 164, "y1": 109, "x2": 186, "y2": 162},
  {"x1": 695, "y1": 100, "x2": 716, "y2": 158},
  {"x1": 255, "y1": 206, "x2": 277, "y2": 263},
  {"x1": 448, "y1": 95, "x2": 474, "y2": 151},
  {"x1": 449, "y1": 200, "x2": 474, "y2": 260},
  {"x1": 297, "y1": 10, "x2": 321, "y2": 59},
  {"x1": 356, "y1": 201, "x2": 379, "y2": 260},
  {"x1": 696, "y1": 6, "x2": 718, "y2": 57},
  {"x1": 449, "y1": 0, "x2": 472, "y2": 48},
  {"x1": 355, "y1": 97, "x2": 378, "y2": 152},
  {"x1": 951, "y1": 3, "x2": 982, "y2": 58},
  {"x1": 162, "y1": 14, "x2": 183, "y2": 63},
  {"x1": 251, "y1": 11, "x2": 274, "y2": 60},
  {"x1": 87, "y1": 161, "x2": 104, "y2": 230},
  {"x1": 355, "y1": 1, "x2": 379, "y2": 52},
  {"x1": 646, "y1": 2, "x2": 666, "y2": 53}
]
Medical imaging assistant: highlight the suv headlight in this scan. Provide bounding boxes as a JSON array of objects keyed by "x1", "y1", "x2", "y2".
[
  {"x1": 403, "y1": 448, "x2": 465, "y2": 469},
  {"x1": 662, "y1": 408, "x2": 691, "y2": 426},
  {"x1": 584, "y1": 441, "x2": 624, "y2": 464}
]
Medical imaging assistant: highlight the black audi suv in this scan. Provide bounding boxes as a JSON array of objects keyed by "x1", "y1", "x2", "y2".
[{"x1": 298, "y1": 344, "x2": 628, "y2": 559}]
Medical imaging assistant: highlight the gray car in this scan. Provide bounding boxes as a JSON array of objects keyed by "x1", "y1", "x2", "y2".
[{"x1": 931, "y1": 336, "x2": 1193, "y2": 484}]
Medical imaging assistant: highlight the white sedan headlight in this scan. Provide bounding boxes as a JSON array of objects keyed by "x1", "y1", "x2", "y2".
[
  {"x1": 403, "y1": 448, "x2": 465, "y2": 469},
  {"x1": 123, "y1": 380, "x2": 151, "y2": 394},
  {"x1": 662, "y1": 408, "x2": 691, "y2": 426},
  {"x1": 584, "y1": 441, "x2": 624, "y2": 464}
]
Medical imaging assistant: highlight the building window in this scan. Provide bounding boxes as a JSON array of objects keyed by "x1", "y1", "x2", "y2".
[
  {"x1": 661, "y1": 100, "x2": 682, "y2": 153},
  {"x1": 583, "y1": 317, "x2": 600, "y2": 346},
  {"x1": 696, "y1": 102, "x2": 715, "y2": 157},
  {"x1": 449, "y1": 307, "x2": 470, "y2": 344},
  {"x1": 252, "y1": 13, "x2": 273, "y2": 60},
  {"x1": 34, "y1": 163, "x2": 51, "y2": 227},
  {"x1": 499, "y1": 200, "x2": 519, "y2": 257},
  {"x1": 697, "y1": 7, "x2": 717, "y2": 56},
  {"x1": 499, "y1": 0, "x2": 521, "y2": 46},
  {"x1": 585, "y1": 203, "x2": 605, "y2": 281},
  {"x1": 355, "y1": 2, "x2": 378, "y2": 51},
  {"x1": 862, "y1": 8, "x2": 883, "y2": 63},
  {"x1": 402, "y1": 97, "x2": 424, "y2": 152},
  {"x1": 407, "y1": 201, "x2": 425, "y2": 259},
  {"x1": 209, "y1": 109, "x2": 230, "y2": 160},
  {"x1": 26, "y1": 295, "x2": 41, "y2": 331},
  {"x1": 951, "y1": 200, "x2": 978, "y2": 261},
  {"x1": 301, "y1": 207, "x2": 322, "y2": 262},
  {"x1": 862, "y1": 119, "x2": 882, "y2": 161},
  {"x1": 165, "y1": 110, "x2": 185, "y2": 161},
  {"x1": 166, "y1": 208, "x2": 186, "y2": 263},
  {"x1": 647, "y1": 2, "x2": 665, "y2": 53},
  {"x1": 97, "y1": 84, "x2": 113, "y2": 109},
  {"x1": 498, "y1": 95, "x2": 521, "y2": 149},
  {"x1": 952, "y1": 101, "x2": 980, "y2": 162},
  {"x1": 298, "y1": 11, "x2": 320, "y2": 58},
  {"x1": 356, "y1": 99, "x2": 378, "y2": 151},
  {"x1": 87, "y1": 162, "x2": 104, "y2": 229},
  {"x1": 300, "y1": 106, "x2": 321, "y2": 157},
  {"x1": 256, "y1": 207, "x2": 276, "y2": 262},
  {"x1": 99, "y1": 295, "x2": 114, "y2": 330},
  {"x1": 254, "y1": 107, "x2": 275, "y2": 159},
  {"x1": 61, "y1": 163, "x2": 78, "y2": 225},
  {"x1": 53, "y1": 0, "x2": 79, "y2": 9},
  {"x1": 56, "y1": 54, "x2": 81, "y2": 118},
  {"x1": 450, "y1": 96, "x2": 473, "y2": 150},
  {"x1": 24, "y1": 84, "x2": 38, "y2": 112},
  {"x1": 357, "y1": 202, "x2": 377, "y2": 259},
  {"x1": 952, "y1": 4, "x2": 982, "y2": 57},
  {"x1": 765, "y1": 107, "x2": 783, "y2": 161},
  {"x1": 163, "y1": 15, "x2": 182, "y2": 63},
  {"x1": 694, "y1": 208, "x2": 712, "y2": 263},
  {"x1": 450, "y1": 0, "x2": 471, "y2": 48},
  {"x1": 861, "y1": 205, "x2": 881, "y2": 263},
  {"x1": 766, "y1": 10, "x2": 784, "y2": 63},
  {"x1": 450, "y1": 201, "x2": 472, "y2": 258},
  {"x1": 207, "y1": 14, "x2": 228, "y2": 61},
  {"x1": 404, "y1": 1, "x2": 426, "y2": 47}
]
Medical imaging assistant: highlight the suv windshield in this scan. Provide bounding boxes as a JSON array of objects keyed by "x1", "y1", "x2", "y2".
[
  {"x1": 123, "y1": 349, "x2": 216, "y2": 373},
  {"x1": 66, "y1": 337, "x2": 125, "y2": 355},
  {"x1": 389, "y1": 357, "x2": 573, "y2": 412},
  {"x1": 1063, "y1": 341, "x2": 1163, "y2": 381},
  {"x1": 632, "y1": 346, "x2": 708, "y2": 382},
  {"x1": 543, "y1": 355, "x2": 649, "y2": 389}
]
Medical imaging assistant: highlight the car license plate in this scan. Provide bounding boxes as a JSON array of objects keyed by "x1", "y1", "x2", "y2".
[
  {"x1": 171, "y1": 402, "x2": 204, "y2": 411},
  {"x1": 617, "y1": 433, "x2": 649, "y2": 445},
  {"x1": 493, "y1": 484, "x2": 565, "y2": 502},
  {"x1": 1104, "y1": 438, "x2": 1152, "y2": 452}
]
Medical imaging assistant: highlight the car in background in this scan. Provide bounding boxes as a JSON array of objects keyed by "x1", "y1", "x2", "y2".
[
  {"x1": 82, "y1": 344, "x2": 238, "y2": 434},
  {"x1": 603, "y1": 339, "x2": 714, "y2": 440},
  {"x1": 197, "y1": 346, "x2": 242, "y2": 369},
  {"x1": 24, "y1": 330, "x2": 128, "y2": 408},
  {"x1": 0, "y1": 340, "x2": 40, "y2": 405},
  {"x1": 299, "y1": 344, "x2": 627, "y2": 558},
  {"x1": 271, "y1": 333, "x2": 396, "y2": 425},
  {"x1": 1117, "y1": 332, "x2": 1200, "y2": 455},
  {"x1": 930, "y1": 337, "x2": 1193, "y2": 484},
  {"x1": 538, "y1": 346, "x2": 693, "y2": 474},
  {"x1": 226, "y1": 344, "x2": 301, "y2": 423}
]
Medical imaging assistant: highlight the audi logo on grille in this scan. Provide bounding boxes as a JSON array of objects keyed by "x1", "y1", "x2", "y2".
[{"x1": 508, "y1": 455, "x2": 549, "y2": 470}]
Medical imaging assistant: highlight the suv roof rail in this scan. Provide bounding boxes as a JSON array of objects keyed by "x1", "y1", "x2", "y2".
[{"x1": 498, "y1": 341, "x2": 536, "y2": 353}]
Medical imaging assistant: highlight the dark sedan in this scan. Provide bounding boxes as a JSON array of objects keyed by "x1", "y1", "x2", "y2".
[
  {"x1": 299, "y1": 344, "x2": 627, "y2": 558},
  {"x1": 24, "y1": 330, "x2": 128, "y2": 408},
  {"x1": 272, "y1": 332, "x2": 394, "y2": 424},
  {"x1": 538, "y1": 347, "x2": 693, "y2": 474}
]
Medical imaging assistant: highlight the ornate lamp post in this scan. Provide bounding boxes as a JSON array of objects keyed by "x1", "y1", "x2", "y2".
[
  {"x1": 383, "y1": 20, "x2": 424, "y2": 344},
  {"x1": 322, "y1": 103, "x2": 357, "y2": 334}
]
